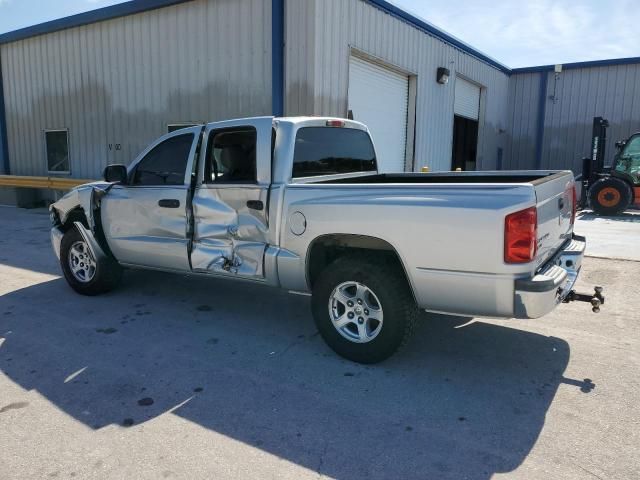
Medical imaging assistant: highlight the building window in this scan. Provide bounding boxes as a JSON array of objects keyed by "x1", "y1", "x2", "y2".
[
  {"x1": 167, "y1": 123, "x2": 198, "y2": 133},
  {"x1": 45, "y1": 129, "x2": 70, "y2": 174}
]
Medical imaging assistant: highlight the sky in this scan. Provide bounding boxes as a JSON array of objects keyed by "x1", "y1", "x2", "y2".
[{"x1": 0, "y1": 0, "x2": 638, "y2": 68}]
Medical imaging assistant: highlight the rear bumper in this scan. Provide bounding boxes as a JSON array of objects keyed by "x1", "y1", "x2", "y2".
[{"x1": 514, "y1": 234, "x2": 586, "y2": 319}]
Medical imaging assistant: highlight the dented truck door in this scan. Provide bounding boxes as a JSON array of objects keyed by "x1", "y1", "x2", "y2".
[
  {"x1": 100, "y1": 127, "x2": 202, "y2": 271},
  {"x1": 190, "y1": 117, "x2": 272, "y2": 279}
]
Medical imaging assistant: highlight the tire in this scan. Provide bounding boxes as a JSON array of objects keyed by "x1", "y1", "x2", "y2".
[
  {"x1": 311, "y1": 255, "x2": 419, "y2": 364},
  {"x1": 589, "y1": 177, "x2": 632, "y2": 216},
  {"x1": 60, "y1": 227, "x2": 122, "y2": 296}
]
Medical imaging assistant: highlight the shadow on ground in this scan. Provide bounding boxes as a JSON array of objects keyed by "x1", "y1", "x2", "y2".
[
  {"x1": 0, "y1": 265, "x2": 593, "y2": 480},
  {"x1": 577, "y1": 210, "x2": 640, "y2": 222}
]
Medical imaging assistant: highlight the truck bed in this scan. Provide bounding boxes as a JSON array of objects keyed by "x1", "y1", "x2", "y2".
[{"x1": 283, "y1": 168, "x2": 576, "y2": 317}]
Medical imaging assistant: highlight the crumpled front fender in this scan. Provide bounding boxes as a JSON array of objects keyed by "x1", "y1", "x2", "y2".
[
  {"x1": 50, "y1": 181, "x2": 114, "y2": 230},
  {"x1": 51, "y1": 226, "x2": 64, "y2": 260},
  {"x1": 50, "y1": 221, "x2": 110, "y2": 264},
  {"x1": 50, "y1": 182, "x2": 117, "y2": 262},
  {"x1": 74, "y1": 221, "x2": 109, "y2": 265}
]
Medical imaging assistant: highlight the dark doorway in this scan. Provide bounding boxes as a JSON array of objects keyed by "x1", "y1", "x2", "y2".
[{"x1": 451, "y1": 115, "x2": 479, "y2": 171}]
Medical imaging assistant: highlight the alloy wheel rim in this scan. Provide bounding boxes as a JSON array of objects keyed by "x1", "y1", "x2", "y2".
[
  {"x1": 328, "y1": 281, "x2": 384, "y2": 343},
  {"x1": 68, "y1": 240, "x2": 96, "y2": 283}
]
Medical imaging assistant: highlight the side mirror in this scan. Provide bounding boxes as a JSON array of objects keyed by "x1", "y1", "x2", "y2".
[
  {"x1": 615, "y1": 141, "x2": 626, "y2": 150},
  {"x1": 103, "y1": 164, "x2": 128, "y2": 183}
]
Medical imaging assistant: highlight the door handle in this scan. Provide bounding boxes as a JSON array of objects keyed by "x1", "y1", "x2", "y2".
[
  {"x1": 246, "y1": 200, "x2": 264, "y2": 211},
  {"x1": 158, "y1": 199, "x2": 180, "y2": 208}
]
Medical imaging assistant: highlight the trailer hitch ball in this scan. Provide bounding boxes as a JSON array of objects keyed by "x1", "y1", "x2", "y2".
[
  {"x1": 592, "y1": 286, "x2": 605, "y2": 313},
  {"x1": 563, "y1": 286, "x2": 605, "y2": 313}
]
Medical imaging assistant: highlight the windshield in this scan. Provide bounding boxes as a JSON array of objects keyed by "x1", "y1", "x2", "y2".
[
  {"x1": 615, "y1": 135, "x2": 640, "y2": 182},
  {"x1": 292, "y1": 127, "x2": 377, "y2": 178}
]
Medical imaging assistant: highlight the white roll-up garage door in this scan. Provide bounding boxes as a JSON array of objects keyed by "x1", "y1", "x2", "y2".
[
  {"x1": 348, "y1": 56, "x2": 409, "y2": 172},
  {"x1": 454, "y1": 77, "x2": 481, "y2": 120}
]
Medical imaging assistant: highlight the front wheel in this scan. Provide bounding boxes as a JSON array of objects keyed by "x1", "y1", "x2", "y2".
[
  {"x1": 311, "y1": 255, "x2": 418, "y2": 364},
  {"x1": 60, "y1": 227, "x2": 122, "y2": 296}
]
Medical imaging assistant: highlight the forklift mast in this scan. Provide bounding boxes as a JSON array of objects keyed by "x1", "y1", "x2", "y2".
[
  {"x1": 591, "y1": 117, "x2": 609, "y2": 179},
  {"x1": 581, "y1": 117, "x2": 609, "y2": 206}
]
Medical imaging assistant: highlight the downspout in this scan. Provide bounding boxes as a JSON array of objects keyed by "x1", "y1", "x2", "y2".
[
  {"x1": 271, "y1": 0, "x2": 285, "y2": 117},
  {"x1": 534, "y1": 71, "x2": 548, "y2": 170},
  {"x1": 0, "y1": 50, "x2": 9, "y2": 174}
]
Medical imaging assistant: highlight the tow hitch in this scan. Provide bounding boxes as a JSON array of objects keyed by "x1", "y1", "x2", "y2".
[{"x1": 564, "y1": 286, "x2": 605, "y2": 313}]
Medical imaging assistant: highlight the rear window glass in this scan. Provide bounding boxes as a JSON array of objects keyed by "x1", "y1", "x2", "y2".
[{"x1": 292, "y1": 127, "x2": 377, "y2": 178}]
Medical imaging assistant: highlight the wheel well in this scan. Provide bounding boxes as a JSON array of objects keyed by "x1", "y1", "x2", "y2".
[
  {"x1": 59, "y1": 207, "x2": 89, "y2": 232},
  {"x1": 307, "y1": 234, "x2": 409, "y2": 288}
]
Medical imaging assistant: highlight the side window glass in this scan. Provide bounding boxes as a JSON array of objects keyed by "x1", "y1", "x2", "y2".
[
  {"x1": 617, "y1": 136, "x2": 640, "y2": 180},
  {"x1": 132, "y1": 134, "x2": 194, "y2": 186},
  {"x1": 168, "y1": 123, "x2": 198, "y2": 133},
  {"x1": 622, "y1": 136, "x2": 640, "y2": 156},
  {"x1": 205, "y1": 127, "x2": 257, "y2": 183}
]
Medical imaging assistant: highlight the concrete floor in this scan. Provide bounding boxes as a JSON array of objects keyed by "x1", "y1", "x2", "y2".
[
  {"x1": 0, "y1": 206, "x2": 639, "y2": 480},
  {"x1": 575, "y1": 209, "x2": 640, "y2": 261}
]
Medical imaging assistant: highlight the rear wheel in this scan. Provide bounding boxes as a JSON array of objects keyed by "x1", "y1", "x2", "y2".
[
  {"x1": 311, "y1": 255, "x2": 418, "y2": 364},
  {"x1": 589, "y1": 177, "x2": 632, "y2": 216},
  {"x1": 60, "y1": 227, "x2": 122, "y2": 295}
]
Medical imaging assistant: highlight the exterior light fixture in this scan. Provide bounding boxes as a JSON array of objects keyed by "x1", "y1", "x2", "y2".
[
  {"x1": 550, "y1": 64, "x2": 563, "y2": 104},
  {"x1": 437, "y1": 67, "x2": 450, "y2": 85}
]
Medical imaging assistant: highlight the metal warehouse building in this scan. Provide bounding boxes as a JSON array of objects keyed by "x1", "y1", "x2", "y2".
[
  {"x1": 0, "y1": 0, "x2": 639, "y2": 197},
  {"x1": 507, "y1": 59, "x2": 640, "y2": 171}
]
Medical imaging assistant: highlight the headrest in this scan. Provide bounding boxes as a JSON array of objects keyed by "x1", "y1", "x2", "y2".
[{"x1": 220, "y1": 145, "x2": 246, "y2": 170}]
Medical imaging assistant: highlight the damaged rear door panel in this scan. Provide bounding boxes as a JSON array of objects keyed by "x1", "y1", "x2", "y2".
[{"x1": 190, "y1": 117, "x2": 272, "y2": 279}]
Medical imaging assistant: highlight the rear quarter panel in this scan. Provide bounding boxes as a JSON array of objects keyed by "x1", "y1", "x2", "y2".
[{"x1": 278, "y1": 183, "x2": 539, "y2": 317}]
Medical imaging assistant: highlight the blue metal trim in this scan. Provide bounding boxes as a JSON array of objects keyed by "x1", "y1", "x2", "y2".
[
  {"x1": 0, "y1": 0, "x2": 190, "y2": 44},
  {"x1": 534, "y1": 72, "x2": 548, "y2": 169},
  {"x1": 271, "y1": 0, "x2": 284, "y2": 117},
  {"x1": 513, "y1": 56, "x2": 640, "y2": 74},
  {"x1": 363, "y1": 0, "x2": 511, "y2": 74},
  {"x1": 0, "y1": 50, "x2": 8, "y2": 174}
]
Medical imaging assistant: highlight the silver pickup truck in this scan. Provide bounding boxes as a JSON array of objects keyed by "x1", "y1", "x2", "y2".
[{"x1": 50, "y1": 116, "x2": 601, "y2": 363}]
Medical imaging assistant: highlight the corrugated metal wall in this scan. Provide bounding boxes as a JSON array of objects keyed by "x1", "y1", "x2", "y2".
[
  {"x1": 9, "y1": 0, "x2": 635, "y2": 179},
  {"x1": 506, "y1": 63, "x2": 640, "y2": 174},
  {"x1": 504, "y1": 72, "x2": 543, "y2": 169},
  {"x1": 285, "y1": 0, "x2": 511, "y2": 172},
  {"x1": 0, "y1": 0, "x2": 272, "y2": 179}
]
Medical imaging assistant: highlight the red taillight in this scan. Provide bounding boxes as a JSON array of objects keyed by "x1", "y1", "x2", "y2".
[
  {"x1": 326, "y1": 119, "x2": 345, "y2": 127},
  {"x1": 504, "y1": 207, "x2": 538, "y2": 263},
  {"x1": 570, "y1": 184, "x2": 577, "y2": 225}
]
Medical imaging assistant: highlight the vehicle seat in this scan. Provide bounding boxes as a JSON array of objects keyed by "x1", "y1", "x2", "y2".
[{"x1": 220, "y1": 145, "x2": 254, "y2": 182}]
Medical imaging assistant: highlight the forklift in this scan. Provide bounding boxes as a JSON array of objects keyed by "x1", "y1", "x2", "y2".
[{"x1": 581, "y1": 116, "x2": 640, "y2": 215}]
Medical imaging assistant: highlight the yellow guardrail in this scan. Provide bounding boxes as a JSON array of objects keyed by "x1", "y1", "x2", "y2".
[{"x1": 0, "y1": 175, "x2": 96, "y2": 190}]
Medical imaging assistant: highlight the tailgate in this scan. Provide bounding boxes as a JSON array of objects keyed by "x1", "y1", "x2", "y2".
[{"x1": 533, "y1": 171, "x2": 575, "y2": 269}]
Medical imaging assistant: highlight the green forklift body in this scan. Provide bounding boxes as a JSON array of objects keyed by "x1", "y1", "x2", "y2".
[{"x1": 612, "y1": 132, "x2": 640, "y2": 187}]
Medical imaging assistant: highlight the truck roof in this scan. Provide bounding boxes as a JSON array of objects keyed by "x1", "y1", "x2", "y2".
[
  {"x1": 275, "y1": 116, "x2": 369, "y2": 131},
  {"x1": 197, "y1": 116, "x2": 368, "y2": 132}
]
